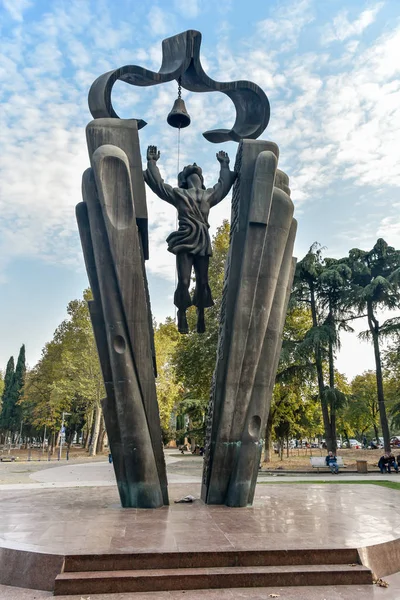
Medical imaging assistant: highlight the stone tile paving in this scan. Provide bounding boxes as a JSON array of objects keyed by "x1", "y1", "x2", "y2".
[{"x1": 0, "y1": 482, "x2": 399, "y2": 554}]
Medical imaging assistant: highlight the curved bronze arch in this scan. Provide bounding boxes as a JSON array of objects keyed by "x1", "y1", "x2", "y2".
[{"x1": 88, "y1": 30, "x2": 270, "y2": 144}]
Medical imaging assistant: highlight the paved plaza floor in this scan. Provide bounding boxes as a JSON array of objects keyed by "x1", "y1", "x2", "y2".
[
  {"x1": 1, "y1": 454, "x2": 400, "y2": 598},
  {"x1": 1, "y1": 480, "x2": 400, "y2": 554}
]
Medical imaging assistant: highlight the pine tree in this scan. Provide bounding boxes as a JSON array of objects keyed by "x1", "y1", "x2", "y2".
[{"x1": 346, "y1": 239, "x2": 400, "y2": 451}]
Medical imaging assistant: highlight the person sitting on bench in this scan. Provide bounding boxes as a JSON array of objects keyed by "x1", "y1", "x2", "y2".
[
  {"x1": 325, "y1": 451, "x2": 339, "y2": 474},
  {"x1": 379, "y1": 452, "x2": 398, "y2": 473}
]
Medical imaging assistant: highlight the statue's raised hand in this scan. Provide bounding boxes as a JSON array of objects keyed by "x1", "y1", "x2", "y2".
[
  {"x1": 216, "y1": 150, "x2": 230, "y2": 165},
  {"x1": 147, "y1": 145, "x2": 160, "y2": 162}
]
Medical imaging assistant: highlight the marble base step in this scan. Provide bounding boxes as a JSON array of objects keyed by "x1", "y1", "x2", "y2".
[
  {"x1": 63, "y1": 548, "x2": 360, "y2": 572},
  {"x1": 54, "y1": 564, "x2": 373, "y2": 595}
]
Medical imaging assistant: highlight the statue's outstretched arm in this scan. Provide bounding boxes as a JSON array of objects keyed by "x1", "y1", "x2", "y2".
[
  {"x1": 209, "y1": 151, "x2": 237, "y2": 208},
  {"x1": 143, "y1": 146, "x2": 177, "y2": 206}
]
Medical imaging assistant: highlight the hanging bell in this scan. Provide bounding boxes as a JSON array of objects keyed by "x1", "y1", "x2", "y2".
[{"x1": 167, "y1": 97, "x2": 191, "y2": 129}]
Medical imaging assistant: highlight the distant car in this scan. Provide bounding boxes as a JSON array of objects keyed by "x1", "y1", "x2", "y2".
[
  {"x1": 343, "y1": 439, "x2": 362, "y2": 449},
  {"x1": 390, "y1": 436, "x2": 400, "y2": 447}
]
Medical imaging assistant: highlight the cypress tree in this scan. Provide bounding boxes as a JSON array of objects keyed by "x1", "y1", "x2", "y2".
[
  {"x1": 12, "y1": 345, "x2": 26, "y2": 432},
  {"x1": 0, "y1": 356, "x2": 15, "y2": 431},
  {"x1": 0, "y1": 346, "x2": 26, "y2": 434}
]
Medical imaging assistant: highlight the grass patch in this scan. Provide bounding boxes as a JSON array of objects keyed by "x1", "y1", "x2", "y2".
[{"x1": 259, "y1": 480, "x2": 400, "y2": 491}]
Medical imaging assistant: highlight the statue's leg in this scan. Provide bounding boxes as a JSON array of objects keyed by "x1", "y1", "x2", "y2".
[
  {"x1": 175, "y1": 253, "x2": 194, "y2": 334},
  {"x1": 192, "y1": 256, "x2": 213, "y2": 333}
]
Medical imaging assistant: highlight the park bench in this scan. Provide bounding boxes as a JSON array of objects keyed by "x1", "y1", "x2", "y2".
[{"x1": 310, "y1": 456, "x2": 345, "y2": 472}]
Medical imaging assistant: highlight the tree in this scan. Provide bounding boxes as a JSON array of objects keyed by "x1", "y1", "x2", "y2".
[
  {"x1": 382, "y1": 336, "x2": 400, "y2": 432},
  {"x1": 0, "y1": 357, "x2": 15, "y2": 440},
  {"x1": 292, "y1": 244, "x2": 350, "y2": 451},
  {"x1": 346, "y1": 239, "x2": 400, "y2": 451},
  {"x1": 318, "y1": 259, "x2": 353, "y2": 444},
  {"x1": 21, "y1": 290, "x2": 104, "y2": 454},
  {"x1": 154, "y1": 317, "x2": 182, "y2": 441},
  {"x1": 264, "y1": 304, "x2": 317, "y2": 461},
  {"x1": 13, "y1": 345, "x2": 26, "y2": 439},
  {"x1": 344, "y1": 371, "x2": 380, "y2": 442},
  {"x1": 21, "y1": 339, "x2": 66, "y2": 448},
  {"x1": 0, "y1": 370, "x2": 4, "y2": 404},
  {"x1": 0, "y1": 346, "x2": 25, "y2": 441}
]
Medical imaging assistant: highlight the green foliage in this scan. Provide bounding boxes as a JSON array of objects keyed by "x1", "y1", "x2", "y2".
[
  {"x1": 0, "y1": 346, "x2": 25, "y2": 434},
  {"x1": 0, "y1": 370, "x2": 4, "y2": 406},
  {"x1": 383, "y1": 335, "x2": 400, "y2": 432},
  {"x1": 341, "y1": 371, "x2": 380, "y2": 439},
  {"x1": 346, "y1": 238, "x2": 400, "y2": 450},
  {"x1": 0, "y1": 357, "x2": 14, "y2": 431},
  {"x1": 267, "y1": 304, "x2": 322, "y2": 457},
  {"x1": 292, "y1": 243, "x2": 352, "y2": 451},
  {"x1": 21, "y1": 291, "x2": 103, "y2": 436},
  {"x1": 154, "y1": 317, "x2": 182, "y2": 436}
]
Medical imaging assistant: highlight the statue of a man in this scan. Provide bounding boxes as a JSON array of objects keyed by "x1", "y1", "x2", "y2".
[{"x1": 144, "y1": 146, "x2": 236, "y2": 334}]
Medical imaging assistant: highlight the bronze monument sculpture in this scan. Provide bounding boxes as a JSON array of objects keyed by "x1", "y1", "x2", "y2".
[
  {"x1": 144, "y1": 146, "x2": 236, "y2": 333},
  {"x1": 77, "y1": 29, "x2": 297, "y2": 508}
]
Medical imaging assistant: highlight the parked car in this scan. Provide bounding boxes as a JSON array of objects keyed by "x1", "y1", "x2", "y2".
[
  {"x1": 390, "y1": 436, "x2": 400, "y2": 447},
  {"x1": 343, "y1": 439, "x2": 362, "y2": 449}
]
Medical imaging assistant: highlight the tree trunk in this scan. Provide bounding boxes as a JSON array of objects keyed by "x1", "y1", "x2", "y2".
[
  {"x1": 89, "y1": 403, "x2": 101, "y2": 457},
  {"x1": 84, "y1": 410, "x2": 93, "y2": 450},
  {"x1": 310, "y1": 284, "x2": 333, "y2": 451},
  {"x1": 82, "y1": 428, "x2": 88, "y2": 449},
  {"x1": 96, "y1": 416, "x2": 105, "y2": 454},
  {"x1": 264, "y1": 413, "x2": 273, "y2": 462},
  {"x1": 50, "y1": 430, "x2": 56, "y2": 454},
  {"x1": 368, "y1": 303, "x2": 390, "y2": 452},
  {"x1": 328, "y1": 333, "x2": 337, "y2": 453},
  {"x1": 373, "y1": 422, "x2": 379, "y2": 442}
]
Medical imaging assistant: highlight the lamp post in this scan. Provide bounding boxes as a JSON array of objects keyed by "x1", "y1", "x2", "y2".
[{"x1": 58, "y1": 412, "x2": 71, "y2": 461}]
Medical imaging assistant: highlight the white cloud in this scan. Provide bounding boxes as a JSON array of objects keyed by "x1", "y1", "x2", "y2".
[
  {"x1": 377, "y1": 216, "x2": 400, "y2": 248},
  {"x1": 147, "y1": 7, "x2": 174, "y2": 37},
  {"x1": 174, "y1": 0, "x2": 199, "y2": 18},
  {"x1": 1, "y1": 0, "x2": 31, "y2": 22},
  {"x1": 1, "y1": 0, "x2": 400, "y2": 292},
  {"x1": 256, "y1": 0, "x2": 314, "y2": 52},
  {"x1": 322, "y1": 2, "x2": 384, "y2": 45}
]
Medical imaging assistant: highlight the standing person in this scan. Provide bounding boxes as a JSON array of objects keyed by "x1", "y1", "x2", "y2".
[
  {"x1": 144, "y1": 146, "x2": 236, "y2": 334},
  {"x1": 326, "y1": 451, "x2": 339, "y2": 474}
]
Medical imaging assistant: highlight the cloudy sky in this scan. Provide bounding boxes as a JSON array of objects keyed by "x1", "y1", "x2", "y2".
[{"x1": 0, "y1": 0, "x2": 399, "y2": 378}]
